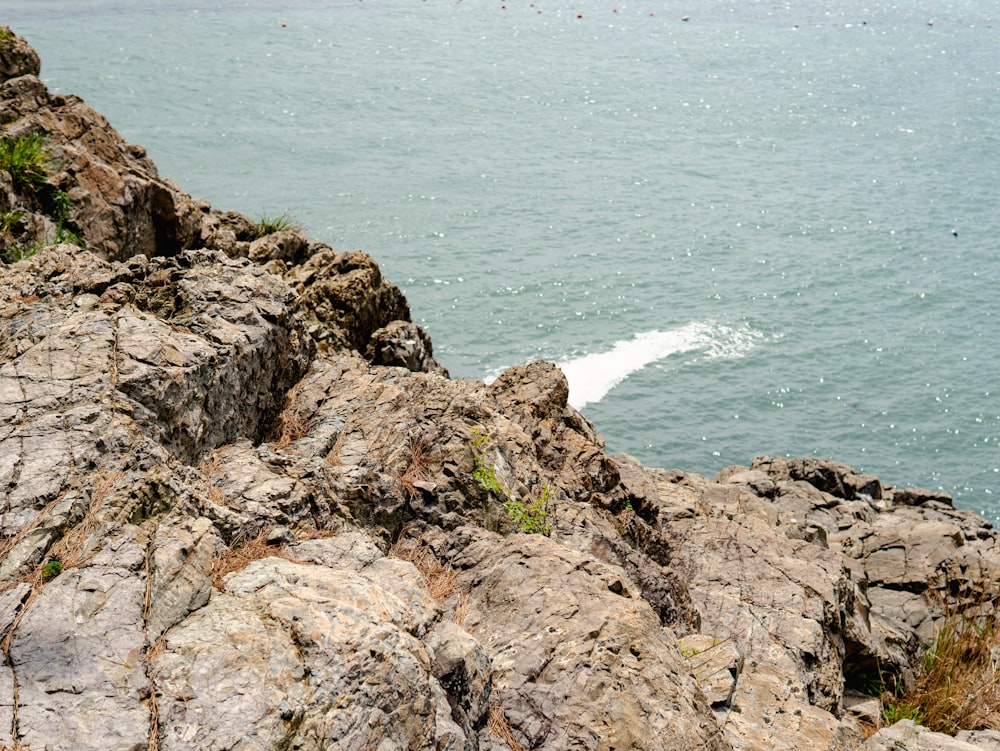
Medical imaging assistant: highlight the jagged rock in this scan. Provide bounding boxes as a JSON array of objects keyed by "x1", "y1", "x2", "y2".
[
  {"x1": 146, "y1": 516, "x2": 222, "y2": 641},
  {"x1": 956, "y1": 731, "x2": 1000, "y2": 750},
  {"x1": 151, "y1": 542, "x2": 488, "y2": 750},
  {"x1": 282, "y1": 248, "x2": 409, "y2": 353},
  {"x1": 9, "y1": 530, "x2": 150, "y2": 751},
  {"x1": 366, "y1": 319, "x2": 450, "y2": 376},
  {"x1": 842, "y1": 689, "x2": 882, "y2": 726},
  {"x1": 891, "y1": 486, "x2": 955, "y2": 507},
  {"x1": 653, "y1": 472, "x2": 875, "y2": 750},
  {"x1": 248, "y1": 227, "x2": 311, "y2": 265},
  {"x1": 678, "y1": 634, "x2": 744, "y2": 709},
  {"x1": 447, "y1": 528, "x2": 728, "y2": 751},
  {"x1": 752, "y1": 456, "x2": 884, "y2": 501},
  {"x1": 0, "y1": 27, "x2": 40, "y2": 81},
  {"x1": 425, "y1": 620, "x2": 493, "y2": 742}
]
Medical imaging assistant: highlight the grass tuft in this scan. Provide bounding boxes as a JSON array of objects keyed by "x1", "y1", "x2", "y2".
[
  {"x1": 880, "y1": 595, "x2": 1000, "y2": 734},
  {"x1": 0, "y1": 132, "x2": 50, "y2": 188},
  {"x1": 250, "y1": 212, "x2": 303, "y2": 239}
]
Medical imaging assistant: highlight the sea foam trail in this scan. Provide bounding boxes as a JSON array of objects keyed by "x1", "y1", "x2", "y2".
[{"x1": 558, "y1": 322, "x2": 762, "y2": 409}]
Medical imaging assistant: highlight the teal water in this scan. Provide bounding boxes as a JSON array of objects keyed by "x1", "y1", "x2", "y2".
[{"x1": 6, "y1": 0, "x2": 1000, "y2": 519}]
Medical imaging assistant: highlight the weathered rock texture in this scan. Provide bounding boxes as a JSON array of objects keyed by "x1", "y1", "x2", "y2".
[{"x1": 1, "y1": 27, "x2": 999, "y2": 751}]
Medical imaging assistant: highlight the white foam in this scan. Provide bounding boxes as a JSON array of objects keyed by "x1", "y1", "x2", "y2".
[{"x1": 558, "y1": 322, "x2": 762, "y2": 409}]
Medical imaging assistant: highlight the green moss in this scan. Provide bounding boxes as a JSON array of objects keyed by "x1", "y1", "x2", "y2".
[{"x1": 41, "y1": 560, "x2": 63, "y2": 581}]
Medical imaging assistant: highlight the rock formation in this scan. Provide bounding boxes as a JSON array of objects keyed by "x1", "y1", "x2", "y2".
[{"x1": 2, "y1": 27, "x2": 999, "y2": 751}]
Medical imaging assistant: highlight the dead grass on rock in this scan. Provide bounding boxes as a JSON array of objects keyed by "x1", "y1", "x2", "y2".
[
  {"x1": 452, "y1": 591, "x2": 469, "y2": 628},
  {"x1": 324, "y1": 430, "x2": 346, "y2": 467},
  {"x1": 211, "y1": 529, "x2": 279, "y2": 589},
  {"x1": 388, "y1": 538, "x2": 458, "y2": 605},
  {"x1": 880, "y1": 590, "x2": 1000, "y2": 735},
  {"x1": 397, "y1": 434, "x2": 437, "y2": 496},
  {"x1": 487, "y1": 691, "x2": 526, "y2": 751},
  {"x1": 272, "y1": 381, "x2": 309, "y2": 448},
  {"x1": 54, "y1": 470, "x2": 121, "y2": 569}
]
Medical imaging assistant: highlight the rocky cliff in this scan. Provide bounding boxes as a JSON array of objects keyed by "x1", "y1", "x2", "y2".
[{"x1": 2, "y1": 27, "x2": 999, "y2": 751}]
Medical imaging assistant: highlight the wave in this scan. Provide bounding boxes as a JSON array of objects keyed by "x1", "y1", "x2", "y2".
[{"x1": 558, "y1": 322, "x2": 763, "y2": 409}]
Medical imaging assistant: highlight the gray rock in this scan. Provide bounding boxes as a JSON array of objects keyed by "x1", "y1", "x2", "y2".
[
  {"x1": 865, "y1": 719, "x2": 982, "y2": 750},
  {"x1": 151, "y1": 591, "x2": 309, "y2": 751},
  {"x1": 956, "y1": 730, "x2": 1000, "y2": 750},
  {"x1": 450, "y1": 529, "x2": 728, "y2": 751},
  {"x1": 146, "y1": 516, "x2": 222, "y2": 641},
  {"x1": 10, "y1": 538, "x2": 150, "y2": 751},
  {"x1": 678, "y1": 634, "x2": 744, "y2": 709},
  {"x1": 366, "y1": 319, "x2": 450, "y2": 376},
  {"x1": 425, "y1": 620, "x2": 493, "y2": 742}
]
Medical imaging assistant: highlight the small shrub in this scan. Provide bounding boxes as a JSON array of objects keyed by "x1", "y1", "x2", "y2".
[
  {"x1": 1, "y1": 240, "x2": 42, "y2": 264},
  {"x1": 250, "y1": 212, "x2": 303, "y2": 239},
  {"x1": 0, "y1": 209, "x2": 22, "y2": 234},
  {"x1": 502, "y1": 486, "x2": 551, "y2": 536},
  {"x1": 0, "y1": 132, "x2": 50, "y2": 188},
  {"x1": 881, "y1": 701, "x2": 924, "y2": 727},
  {"x1": 41, "y1": 560, "x2": 63, "y2": 581},
  {"x1": 470, "y1": 429, "x2": 551, "y2": 536}
]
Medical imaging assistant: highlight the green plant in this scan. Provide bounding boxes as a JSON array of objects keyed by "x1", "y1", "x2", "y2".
[
  {"x1": 502, "y1": 486, "x2": 551, "y2": 536},
  {"x1": 470, "y1": 429, "x2": 551, "y2": 536},
  {"x1": 53, "y1": 189, "x2": 83, "y2": 246},
  {"x1": 0, "y1": 28, "x2": 14, "y2": 43},
  {"x1": 0, "y1": 132, "x2": 50, "y2": 188},
  {"x1": 250, "y1": 212, "x2": 303, "y2": 239},
  {"x1": 41, "y1": 560, "x2": 63, "y2": 581},
  {"x1": 0, "y1": 209, "x2": 22, "y2": 233},
  {"x1": 1, "y1": 239, "x2": 42, "y2": 264},
  {"x1": 881, "y1": 701, "x2": 924, "y2": 726}
]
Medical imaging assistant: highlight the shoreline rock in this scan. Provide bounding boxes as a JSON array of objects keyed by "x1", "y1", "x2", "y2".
[{"x1": 2, "y1": 27, "x2": 998, "y2": 751}]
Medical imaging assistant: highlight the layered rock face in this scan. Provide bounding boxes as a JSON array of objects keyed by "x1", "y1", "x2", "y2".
[{"x1": 2, "y1": 27, "x2": 1000, "y2": 751}]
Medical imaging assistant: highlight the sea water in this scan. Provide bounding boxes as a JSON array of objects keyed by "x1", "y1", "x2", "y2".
[{"x1": 5, "y1": 0, "x2": 1000, "y2": 519}]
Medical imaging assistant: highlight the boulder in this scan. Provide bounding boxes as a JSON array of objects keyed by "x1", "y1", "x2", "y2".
[
  {"x1": 0, "y1": 26, "x2": 40, "y2": 81},
  {"x1": 366, "y1": 319, "x2": 450, "y2": 376}
]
